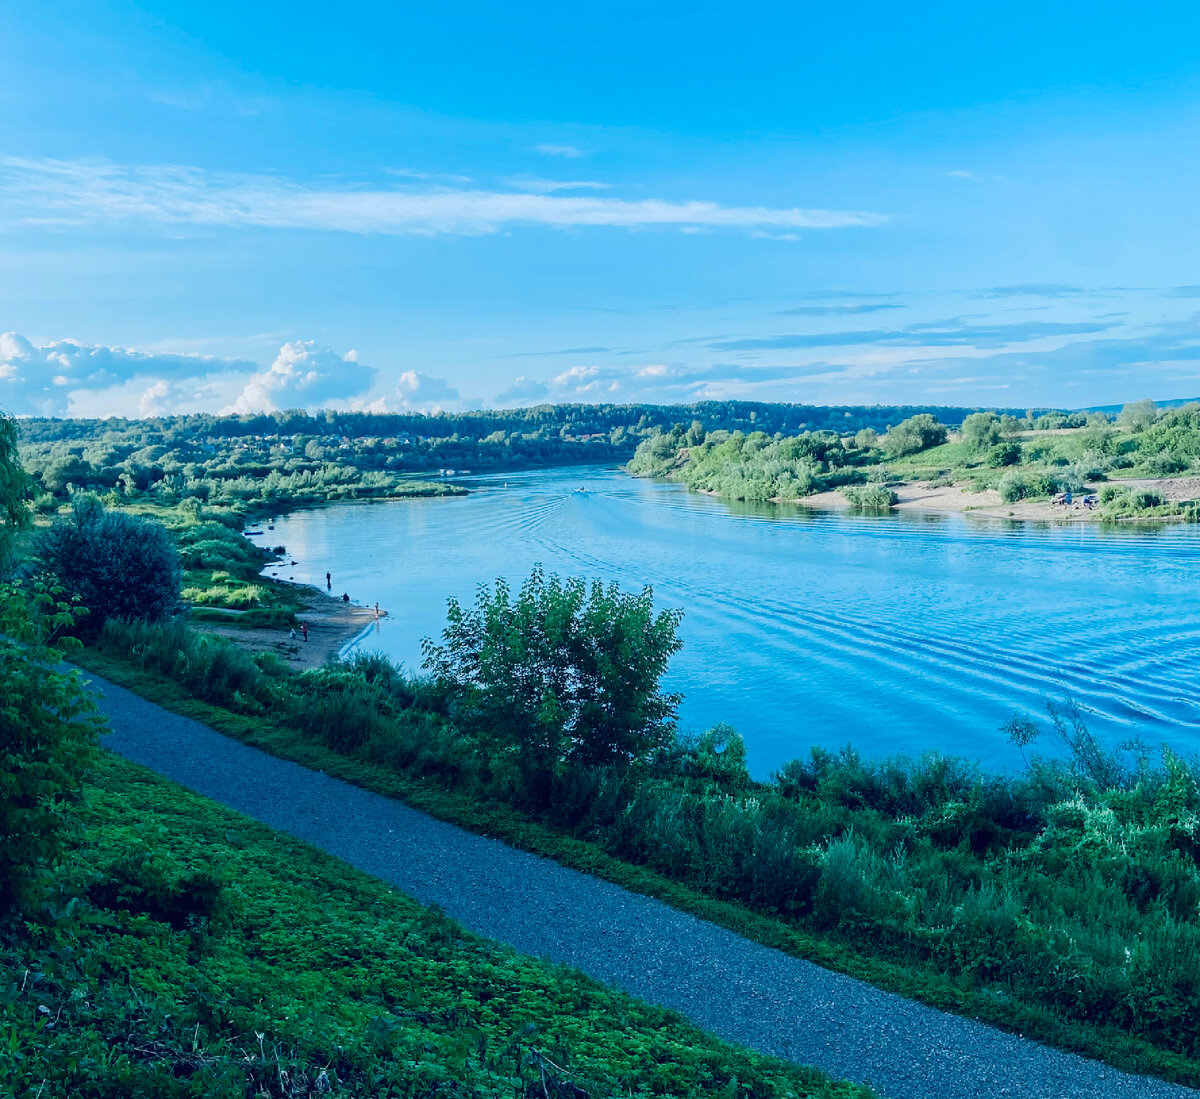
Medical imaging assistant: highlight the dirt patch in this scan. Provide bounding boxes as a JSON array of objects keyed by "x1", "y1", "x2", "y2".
[{"x1": 200, "y1": 586, "x2": 384, "y2": 671}]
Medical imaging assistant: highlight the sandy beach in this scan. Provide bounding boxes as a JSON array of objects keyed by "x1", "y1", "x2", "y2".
[
  {"x1": 200, "y1": 585, "x2": 385, "y2": 671},
  {"x1": 795, "y1": 476, "x2": 1200, "y2": 523}
]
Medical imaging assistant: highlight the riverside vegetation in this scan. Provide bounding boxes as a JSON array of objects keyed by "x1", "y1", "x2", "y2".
[
  {"x1": 2, "y1": 414, "x2": 872, "y2": 1097},
  {"x1": 628, "y1": 399, "x2": 1200, "y2": 519},
  {"x1": 10, "y1": 402, "x2": 1200, "y2": 1090},
  {"x1": 84, "y1": 581, "x2": 1200, "y2": 1086}
]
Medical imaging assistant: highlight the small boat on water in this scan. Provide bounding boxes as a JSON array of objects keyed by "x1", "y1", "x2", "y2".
[{"x1": 245, "y1": 529, "x2": 264, "y2": 536}]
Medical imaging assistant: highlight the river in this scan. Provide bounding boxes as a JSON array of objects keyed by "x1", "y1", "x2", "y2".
[{"x1": 263, "y1": 466, "x2": 1200, "y2": 777}]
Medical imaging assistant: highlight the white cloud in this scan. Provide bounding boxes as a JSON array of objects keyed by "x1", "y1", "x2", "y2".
[
  {"x1": 226, "y1": 341, "x2": 376, "y2": 413},
  {"x1": 503, "y1": 177, "x2": 613, "y2": 193},
  {"x1": 535, "y1": 144, "x2": 585, "y2": 158},
  {"x1": 0, "y1": 158, "x2": 888, "y2": 237},
  {"x1": 0, "y1": 330, "x2": 256, "y2": 416},
  {"x1": 138, "y1": 380, "x2": 172, "y2": 416},
  {"x1": 394, "y1": 369, "x2": 459, "y2": 412}
]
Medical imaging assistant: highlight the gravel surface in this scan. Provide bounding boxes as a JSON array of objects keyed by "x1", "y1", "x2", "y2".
[{"x1": 90, "y1": 669, "x2": 1199, "y2": 1099}]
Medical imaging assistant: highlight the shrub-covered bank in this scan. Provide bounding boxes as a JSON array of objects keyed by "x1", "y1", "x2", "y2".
[
  {"x1": 629, "y1": 403, "x2": 1200, "y2": 518},
  {"x1": 2, "y1": 753, "x2": 866, "y2": 1099},
  {"x1": 88, "y1": 618, "x2": 1200, "y2": 1085}
]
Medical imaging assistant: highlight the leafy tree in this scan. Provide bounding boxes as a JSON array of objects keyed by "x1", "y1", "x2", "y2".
[
  {"x1": 853, "y1": 427, "x2": 878, "y2": 450},
  {"x1": 35, "y1": 495, "x2": 182, "y2": 636},
  {"x1": 960, "y1": 411, "x2": 1002, "y2": 452},
  {"x1": 423, "y1": 567, "x2": 683, "y2": 799},
  {"x1": 1, "y1": 583, "x2": 102, "y2": 920},
  {"x1": 1, "y1": 413, "x2": 102, "y2": 919},
  {"x1": 883, "y1": 414, "x2": 948, "y2": 457},
  {"x1": 1119, "y1": 398, "x2": 1158, "y2": 432},
  {"x1": 0, "y1": 413, "x2": 30, "y2": 570}
]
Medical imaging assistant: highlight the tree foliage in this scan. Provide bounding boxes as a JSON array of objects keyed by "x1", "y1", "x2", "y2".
[
  {"x1": 882, "y1": 413, "x2": 948, "y2": 457},
  {"x1": 960, "y1": 411, "x2": 1003, "y2": 452},
  {"x1": 423, "y1": 567, "x2": 683, "y2": 796},
  {"x1": 0, "y1": 412, "x2": 31, "y2": 566},
  {"x1": 0, "y1": 583, "x2": 103, "y2": 920},
  {"x1": 35, "y1": 495, "x2": 182, "y2": 636},
  {"x1": 1118, "y1": 398, "x2": 1159, "y2": 432}
]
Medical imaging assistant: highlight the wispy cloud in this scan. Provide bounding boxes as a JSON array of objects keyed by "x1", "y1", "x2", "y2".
[
  {"x1": 777, "y1": 302, "x2": 903, "y2": 317},
  {"x1": 0, "y1": 158, "x2": 886, "y2": 237},
  {"x1": 535, "y1": 144, "x2": 585, "y2": 158},
  {"x1": 504, "y1": 345, "x2": 615, "y2": 358},
  {"x1": 502, "y1": 177, "x2": 613, "y2": 193},
  {"x1": 709, "y1": 318, "x2": 1116, "y2": 352},
  {"x1": 975, "y1": 284, "x2": 1084, "y2": 299}
]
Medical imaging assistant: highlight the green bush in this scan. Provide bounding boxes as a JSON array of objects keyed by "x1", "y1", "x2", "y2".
[
  {"x1": 883, "y1": 414, "x2": 948, "y2": 457},
  {"x1": 423, "y1": 567, "x2": 683, "y2": 802},
  {"x1": 841, "y1": 484, "x2": 898, "y2": 509},
  {"x1": 985, "y1": 441, "x2": 1023, "y2": 467},
  {"x1": 35, "y1": 495, "x2": 182, "y2": 636},
  {"x1": 960, "y1": 412, "x2": 1002, "y2": 452},
  {"x1": 0, "y1": 582, "x2": 103, "y2": 920}
]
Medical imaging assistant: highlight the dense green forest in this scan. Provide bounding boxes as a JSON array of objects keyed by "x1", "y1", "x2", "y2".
[
  {"x1": 15, "y1": 399, "x2": 1040, "y2": 518},
  {"x1": 629, "y1": 400, "x2": 1200, "y2": 519}
]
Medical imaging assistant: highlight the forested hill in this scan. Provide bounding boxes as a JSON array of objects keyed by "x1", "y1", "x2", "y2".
[{"x1": 20, "y1": 399, "x2": 1047, "y2": 451}]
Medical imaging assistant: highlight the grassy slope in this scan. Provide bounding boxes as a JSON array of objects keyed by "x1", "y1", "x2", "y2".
[
  {"x1": 2, "y1": 752, "x2": 869, "y2": 1099},
  {"x1": 75, "y1": 648, "x2": 1200, "y2": 1088}
]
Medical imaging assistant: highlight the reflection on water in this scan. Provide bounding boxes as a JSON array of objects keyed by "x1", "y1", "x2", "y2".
[{"x1": 265, "y1": 466, "x2": 1200, "y2": 777}]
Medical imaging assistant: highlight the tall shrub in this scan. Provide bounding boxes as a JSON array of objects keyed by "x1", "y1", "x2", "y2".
[
  {"x1": 423, "y1": 567, "x2": 683, "y2": 798},
  {"x1": 35, "y1": 495, "x2": 182, "y2": 636}
]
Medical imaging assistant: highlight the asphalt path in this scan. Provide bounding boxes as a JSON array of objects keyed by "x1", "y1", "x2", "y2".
[{"x1": 89, "y1": 668, "x2": 1199, "y2": 1099}]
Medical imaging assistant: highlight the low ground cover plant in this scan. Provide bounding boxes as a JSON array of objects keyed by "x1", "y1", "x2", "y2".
[{"x1": 2, "y1": 755, "x2": 867, "y2": 1099}]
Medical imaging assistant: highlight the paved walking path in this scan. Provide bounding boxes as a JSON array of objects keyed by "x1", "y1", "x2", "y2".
[{"x1": 89, "y1": 669, "x2": 1198, "y2": 1099}]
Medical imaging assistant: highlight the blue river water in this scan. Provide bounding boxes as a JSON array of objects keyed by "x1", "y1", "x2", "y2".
[{"x1": 263, "y1": 466, "x2": 1200, "y2": 777}]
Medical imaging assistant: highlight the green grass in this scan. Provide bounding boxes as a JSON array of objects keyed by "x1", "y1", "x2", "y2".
[
  {"x1": 3, "y1": 753, "x2": 870, "y2": 1098},
  {"x1": 74, "y1": 646, "x2": 1200, "y2": 1089}
]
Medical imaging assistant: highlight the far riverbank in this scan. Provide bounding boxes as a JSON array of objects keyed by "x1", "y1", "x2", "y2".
[{"x1": 790, "y1": 475, "x2": 1200, "y2": 522}]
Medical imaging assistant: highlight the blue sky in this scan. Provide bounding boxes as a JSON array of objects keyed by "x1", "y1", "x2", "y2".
[{"x1": 2, "y1": 1, "x2": 1200, "y2": 417}]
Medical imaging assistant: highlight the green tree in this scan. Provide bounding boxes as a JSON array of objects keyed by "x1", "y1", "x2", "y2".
[
  {"x1": 423, "y1": 567, "x2": 683, "y2": 799},
  {"x1": 1119, "y1": 398, "x2": 1158, "y2": 432},
  {"x1": 883, "y1": 414, "x2": 948, "y2": 457},
  {"x1": 0, "y1": 412, "x2": 31, "y2": 569},
  {"x1": 853, "y1": 427, "x2": 878, "y2": 450},
  {"x1": 35, "y1": 495, "x2": 182, "y2": 637},
  {"x1": 0, "y1": 418, "x2": 102, "y2": 919},
  {"x1": 0, "y1": 583, "x2": 102, "y2": 919},
  {"x1": 960, "y1": 412, "x2": 1002, "y2": 452}
]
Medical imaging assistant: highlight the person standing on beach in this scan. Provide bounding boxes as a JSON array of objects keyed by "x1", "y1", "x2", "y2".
[
  {"x1": 326, "y1": 571, "x2": 332, "y2": 589},
  {"x1": 301, "y1": 621, "x2": 308, "y2": 642}
]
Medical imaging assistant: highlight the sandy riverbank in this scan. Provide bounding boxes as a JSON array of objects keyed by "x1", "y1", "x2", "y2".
[
  {"x1": 794, "y1": 476, "x2": 1200, "y2": 523},
  {"x1": 200, "y1": 585, "x2": 385, "y2": 671}
]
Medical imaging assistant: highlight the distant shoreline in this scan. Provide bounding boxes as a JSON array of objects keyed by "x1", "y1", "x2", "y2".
[{"x1": 791, "y1": 476, "x2": 1200, "y2": 523}]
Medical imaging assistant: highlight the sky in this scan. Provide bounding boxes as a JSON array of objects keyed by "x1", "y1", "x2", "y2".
[{"x1": 2, "y1": 1, "x2": 1200, "y2": 418}]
